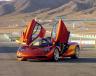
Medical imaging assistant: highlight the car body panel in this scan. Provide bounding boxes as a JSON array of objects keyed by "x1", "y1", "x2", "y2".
[
  {"x1": 62, "y1": 44, "x2": 77, "y2": 56},
  {"x1": 17, "y1": 43, "x2": 78, "y2": 60},
  {"x1": 17, "y1": 45, "x2": 54, "y2": 60}
]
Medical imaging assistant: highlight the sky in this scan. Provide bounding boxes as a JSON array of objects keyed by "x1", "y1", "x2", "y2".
[{"x1": 0, "y1": 0, "x2": 12, "y2": 1}]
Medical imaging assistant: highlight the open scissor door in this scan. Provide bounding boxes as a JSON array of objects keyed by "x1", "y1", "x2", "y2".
[
  {"x1": 51, "y1": 19, "x2": 70, "y2": 44},
  {"x1": 16, "y1": 19, "x2": 46, "y2": 45}
]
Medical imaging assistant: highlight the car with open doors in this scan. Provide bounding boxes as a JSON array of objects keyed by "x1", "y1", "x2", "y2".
[{"x1": 16, "y1": 19, "x2": 80, "y2": 61}]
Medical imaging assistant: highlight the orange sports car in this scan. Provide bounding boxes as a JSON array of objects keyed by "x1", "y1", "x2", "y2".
[{"x1": 16, "y1": 19, "x2": 80, "y2": 61}]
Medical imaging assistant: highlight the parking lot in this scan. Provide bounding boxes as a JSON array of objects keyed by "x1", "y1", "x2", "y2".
[{"x1": 0, "y1": 42, "x2": 96, "y2": 76}]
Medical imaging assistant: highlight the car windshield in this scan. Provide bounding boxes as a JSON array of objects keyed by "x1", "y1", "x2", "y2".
[
  {"x1": 31, "y1": 38, "x2": 50, "y2": 47},
  {"x1": 32, "y1": 38, "x2": 40, "y2": 46}
]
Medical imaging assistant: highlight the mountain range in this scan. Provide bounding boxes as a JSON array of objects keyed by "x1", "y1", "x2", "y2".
[{"x1": 0, "y1": 0, "x2": 96, "y2": 19}]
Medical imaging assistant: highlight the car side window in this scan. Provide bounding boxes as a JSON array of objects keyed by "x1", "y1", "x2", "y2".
[{"x1": 32, "y1": 23, "x2": 41, "y2": 41}]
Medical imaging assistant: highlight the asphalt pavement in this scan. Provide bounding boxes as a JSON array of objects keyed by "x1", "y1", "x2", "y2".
[{"x1": 0, "y1": 42, "x2": 96, "y2": 76}]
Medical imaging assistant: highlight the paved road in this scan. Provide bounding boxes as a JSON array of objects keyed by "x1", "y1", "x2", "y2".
[{"x1": 0, "y1": 42, "x2": 96, "y2": 76}]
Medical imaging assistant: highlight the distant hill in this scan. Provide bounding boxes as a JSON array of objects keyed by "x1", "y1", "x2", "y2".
[
  {"x1": 0, "y1": 0, "x2": 96, "y2": 19},
  {"x1": 0, "y1": 0, "x2": 96, "y2": 34}
]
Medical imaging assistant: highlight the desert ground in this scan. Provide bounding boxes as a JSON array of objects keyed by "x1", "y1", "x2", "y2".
[{"x1": 0, "y1": 42, "x2": 96, "y2": 76}]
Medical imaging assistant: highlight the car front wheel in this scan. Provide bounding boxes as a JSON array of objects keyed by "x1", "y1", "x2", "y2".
[{"x1": 53, "y1": 48, "x2": 60, "y2": 61}]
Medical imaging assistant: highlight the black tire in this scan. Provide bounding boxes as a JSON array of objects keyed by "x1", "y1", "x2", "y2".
[
  {"x1": 53, "y1": 48, "x2": 60, "y2": 62},
  {"x1": 71, "y1": 46, "x2": 80, "y2": 59}
]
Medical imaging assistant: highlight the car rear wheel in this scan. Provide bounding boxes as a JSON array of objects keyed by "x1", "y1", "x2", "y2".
[
  {"x1": 71, "y1": 46, "x2": 80, "y2": 59},
  {"x1": 53, "y1": 48, "x2": 60, "y2": 61}
]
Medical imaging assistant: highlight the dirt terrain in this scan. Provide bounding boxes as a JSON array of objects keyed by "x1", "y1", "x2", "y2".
[{"x1": 0, "y1": 42, "x2": 96, "y2": 76}]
